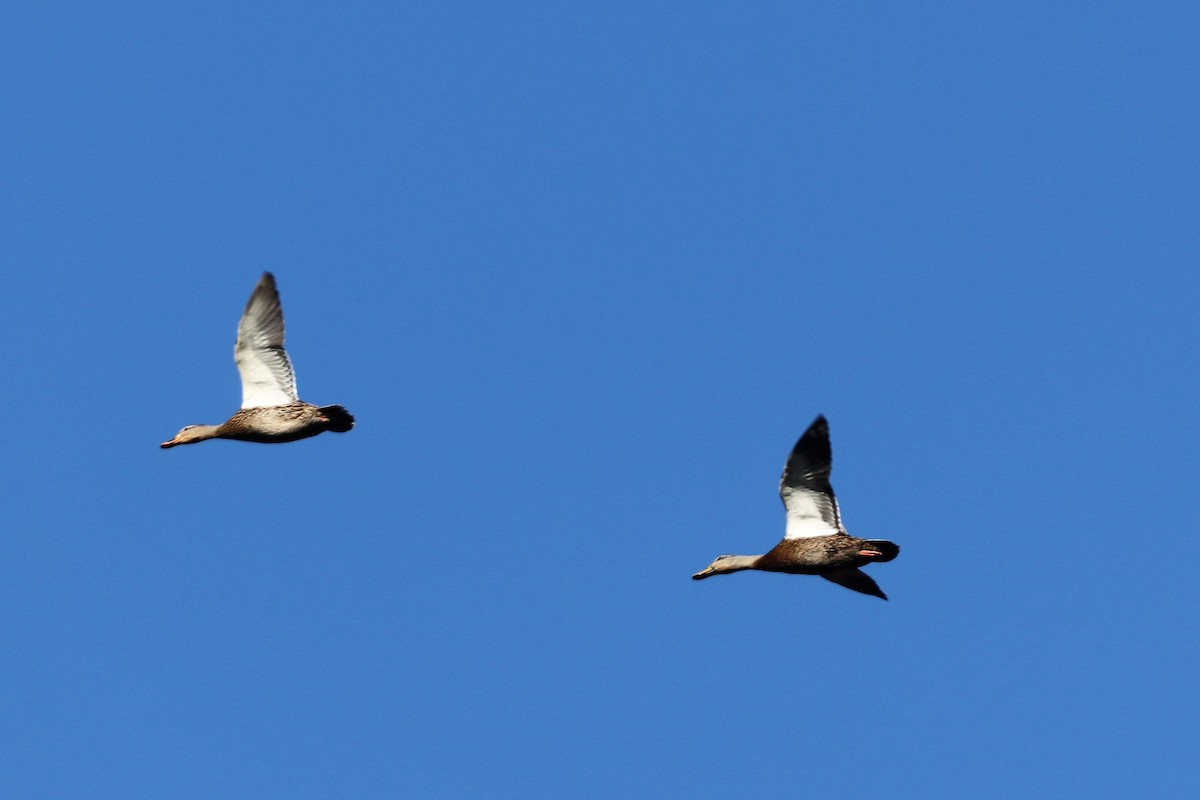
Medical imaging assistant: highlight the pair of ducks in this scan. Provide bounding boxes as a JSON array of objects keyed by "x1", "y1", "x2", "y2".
[{"x1": 162, "y1": 274, "x2": 900, "y2": 599}]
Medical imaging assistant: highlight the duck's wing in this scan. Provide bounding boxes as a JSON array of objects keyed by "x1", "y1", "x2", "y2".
[
  {"x1": 779, "y1": 415, "x2": 845, "y2": 539},
  {"x1": 821, "y1": 567, "x2": 887, "y2": 600},
  {"x1": 235, "y1": 272, "x2": 298, "y2": 408}
]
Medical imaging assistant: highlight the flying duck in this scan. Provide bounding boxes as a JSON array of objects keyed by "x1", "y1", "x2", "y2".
[
  {"x1": 692, "y1": 415, "x2": 899, "y2": 599},
  {"x1": 160, "y1": 272, "x2": 355, "y2": 448}
]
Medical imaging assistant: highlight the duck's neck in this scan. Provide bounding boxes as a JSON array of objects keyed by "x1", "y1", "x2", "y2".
[
  {"x1": 195, "y1": 424, "x2": 225, "y2": 439},
  {"x1": 706, "y1": 555, "x2": 763, "y2": 576}
]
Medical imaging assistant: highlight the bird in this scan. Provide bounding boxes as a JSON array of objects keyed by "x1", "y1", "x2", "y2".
[
  {"x1": 160, "y1": 272, "x2": 355, "y2": 448},
  {"x1": 692, "y1": 415, "x2": 899, "y2": 599}
]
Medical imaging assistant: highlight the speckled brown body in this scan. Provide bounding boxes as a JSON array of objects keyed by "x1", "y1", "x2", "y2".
[
  {"x1": 215, "y1": 403, "x2": 354, "y2": 443},
  {"x1": 754, "y1": 534, "x2": 886, "y2": 575}
]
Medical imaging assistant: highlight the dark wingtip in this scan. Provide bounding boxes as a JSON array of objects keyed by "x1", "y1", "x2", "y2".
[
  {"x1": 253, "y1": 272, "x2": 277, "y2": 293},
  {"x1": 862, "y1": 583, "x2": 889, "y2": 601},
  {"x1": 798, "y1": 415, "x2": 832, "y2": 450},
  {"x1": 807, "y1": 414, "x2": 829, "y2": 438},
  {"x1": 821, "y1": 567, "x2": 889, "y2": 599}
]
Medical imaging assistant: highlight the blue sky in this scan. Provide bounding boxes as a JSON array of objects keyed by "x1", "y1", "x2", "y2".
[{"x1": 2, "y1": 2, "x2": 1197, "y2": 797}]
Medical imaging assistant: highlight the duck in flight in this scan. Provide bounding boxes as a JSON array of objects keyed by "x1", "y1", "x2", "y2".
[
  {"x1": 692, "y1": 415, "x2": 899, "y2": 599},
  {"x1": 161, "y1": 272, "x2": 355, "y2": 448}
]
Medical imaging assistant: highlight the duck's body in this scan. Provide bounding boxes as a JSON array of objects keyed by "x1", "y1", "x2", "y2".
[
  {"x1": 162, "y1": 403, "x2": 354, "y2": 448},
  {"x1": 692, "y1": 415, "x2": 899, "y2": 599},
  {"x1": 758, "y1": 534, "x2": 900, "y2": 575},
  {"x1": 161, "y1": 273, "x2": 355, "y2": 449}
]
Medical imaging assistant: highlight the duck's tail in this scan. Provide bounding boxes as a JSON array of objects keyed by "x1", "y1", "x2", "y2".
[
  {"x1": 864, "y1": 539, "x2": 900, "y2": 562},
  {"x1": 320, "y1": 405, "x2": 355, "y2": 433}
]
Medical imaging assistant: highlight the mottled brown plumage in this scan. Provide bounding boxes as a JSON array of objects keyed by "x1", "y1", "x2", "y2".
[
  {"x1": 692, "y1": 415, "x2": 899, "y2": 599},
  {"x1": 756, "y1": 534, "x2": 897, "y2": 574}
]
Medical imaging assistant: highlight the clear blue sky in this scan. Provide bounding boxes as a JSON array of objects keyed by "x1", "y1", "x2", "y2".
[{"x1": 2, "y1": 2, "x2": 1197, "y2": 797}]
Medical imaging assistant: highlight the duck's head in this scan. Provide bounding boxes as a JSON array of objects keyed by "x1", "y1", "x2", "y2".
[
  {"x1": 692, "y1": 554, "x2": 759, "y2": 580},
  {"x1": 160, "y1": 424, "x2": 218, "y2": 448},
  {"x1": 693, "y1": 554, "x2": 732, "y2": 580}
]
